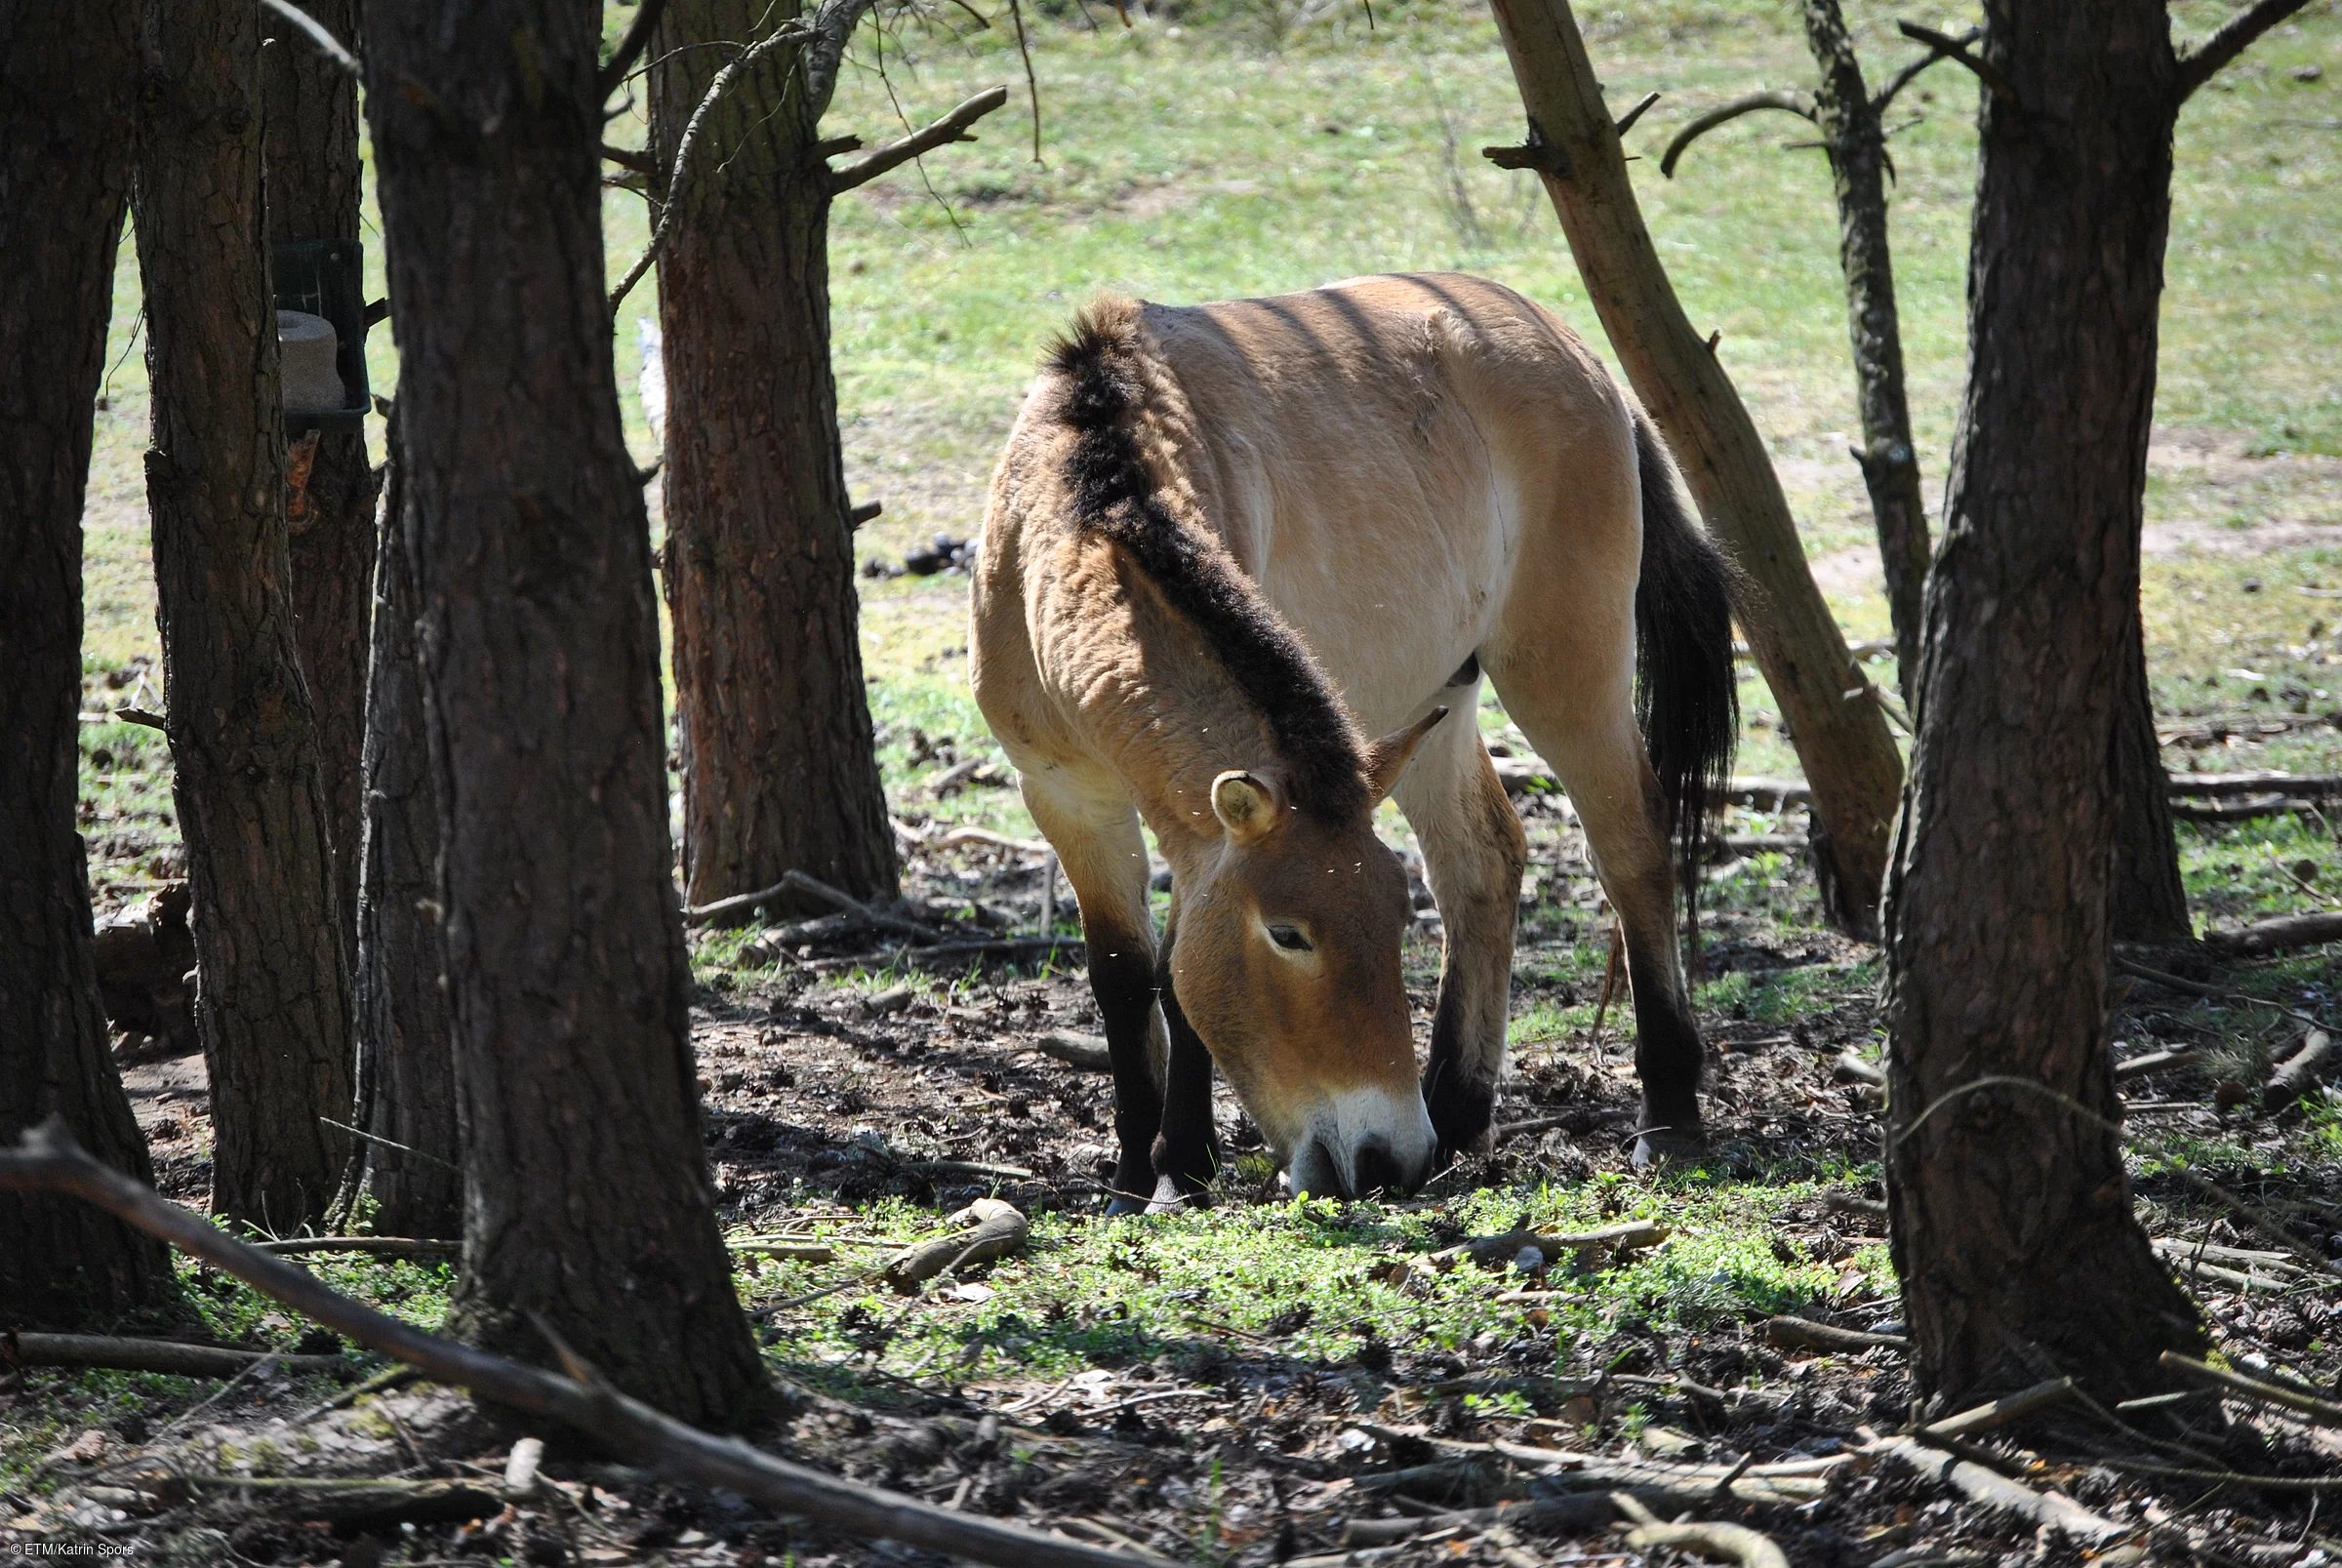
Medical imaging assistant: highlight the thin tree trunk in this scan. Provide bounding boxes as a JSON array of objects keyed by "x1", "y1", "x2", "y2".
[
  {"x1": 1488, "y1": 0, "x2": 1905, "y2": 940},
  {"x1": 2110, "y1": 611, "x2": 2193, "y2": 945},
  {"x1": 1798, "y1": 0, "x2": 1929, "y2": 702},
  {"x1": 0, "y1": 0, "x2": 176, "y2": 1326},
  {"x1": 1881, "y1": 0, "x2": 2202, "y2": 1408},
  {"x1": 135, "y1": 0, "x2": 355, "y2": 1234},
  {"x1": 649, "y1": 0, "x2": 899, "y2": 919},
  {"x1": 351, "y1": 411, "x2": 461, "y2": 1238},
  {"x1": 262, "y1": 0, "x2": 381, "y2": 973},
  {"x1": 362, "y1": 0, "x2": 767, "y2": 1424}
]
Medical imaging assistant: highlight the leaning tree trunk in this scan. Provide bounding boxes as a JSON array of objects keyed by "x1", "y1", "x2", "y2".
[
  {"x1": 1489, "y1": 0, "x2": 1905, "y2": 940},
  {"x1": 362, "y1": 0, "x2": 767, "y2": 1424},
  {"x1": 134, "y1": 0, "x2": 355, "y2": 1234},
  {"x1": 350, "y1": 411, "x2": 461, "y2": 1238},
  {"x1": 648, "y1": 0, "x2": 900, "y2": 919},
  {"x1": 1881, "y1": 0, "x2": 2203, "y2": 1408},
  {"x1": 261, "y1": 0, "x2": 380, "y2": 972},
  {"x1": 0, "y1": 0, "x2": 176, "y2": 1325},
  {"x1": 1799, "y1": 0, "x2": 1929, "y2": 702}
]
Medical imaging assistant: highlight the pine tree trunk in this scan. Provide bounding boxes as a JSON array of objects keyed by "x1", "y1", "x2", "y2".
[
  {"x1": 648, "y1": 0, "x2": 899, "y2": 919},
  {"x1": 134, "y1": 0, "x2": 356, "y2": 1234},
  {"x1": 362, "y1": 0, "x2": 766, "y2": 1424},
  {"x1": 1799, "y1": 0, "x2": 1929, "y2": 701},
  {"x1": 351, "y1": 413, "x2": 461, "y2": 1238},
  {"x1": 261, "y1": 0, "x2": 380, "y2": 971},
  {"x1": 1881, "y1": 0, "x2": 2202, "y2": 1407},
  {"x1": 2110, "y1": 612, "x2": 2193, "y2": 945},
  {"x1": 0, "y1": 0, "x2": 177, "y2": 1327},
  {"x1": 1489, "y1": 0, "x2": 1905, "y2": 939}
]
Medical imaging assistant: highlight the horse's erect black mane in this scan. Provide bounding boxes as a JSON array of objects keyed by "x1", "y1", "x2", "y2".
[{"x1": 1046, "y1": 302, "x2": 1369, "y2": 824}]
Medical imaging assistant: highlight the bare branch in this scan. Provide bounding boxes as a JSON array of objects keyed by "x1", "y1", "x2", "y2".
[
  {"x1": 608, "y1": 22, "x2": 814, "y2": 314},
  {"x1": 597, "y1": 0, "x2": 667, "y2": 103},
  {"x1": 0, "y1": 1118, "x2": 1173, "y2": 1568},
  {"x1": 828, "y1": 86, "x2": 1009, "y2": 193},
  {"x1": 1871, "y1": 22, "x2": 1980, "y2": 116},
  {"x1": 600, "y1": 141, "x2": 660, "y2": 178},
  {"x1": 2177, "y1": 0, "x2": 2313, "y2": 101},
  {"x1": 1005, "y1": 0, "x2": 1043, "y2": 163},
  {"x1": 1658, "y1": 91, "x2": 1815, "y2": 179},
  {"x1": 1895, "y1": 21, "x2": 2014, "y2": 103},
  {"x1": 260, "y1": 0, "x2": 359, "y2": 78}
]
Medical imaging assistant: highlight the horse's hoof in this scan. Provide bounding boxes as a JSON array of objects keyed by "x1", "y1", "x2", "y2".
[
  {"x1": 1145, "y1": 1174, "x2": 1211, "y2": 1214},
  {"x1": 1632, "y1": 1127, "x2": 1708, "y2": 1169},
  {"x1": 1105, "y1": 1193, "x2": 1149, "y2": 1217}
]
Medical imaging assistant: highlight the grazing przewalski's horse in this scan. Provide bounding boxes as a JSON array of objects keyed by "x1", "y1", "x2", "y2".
[{"x1": 971, "y1": 272, "x2": 1735, "y2": 1211}]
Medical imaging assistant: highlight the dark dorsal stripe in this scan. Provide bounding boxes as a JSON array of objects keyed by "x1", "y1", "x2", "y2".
[{"x1": 1047, "y1": 305, "x2": 1369, "y2": 824}]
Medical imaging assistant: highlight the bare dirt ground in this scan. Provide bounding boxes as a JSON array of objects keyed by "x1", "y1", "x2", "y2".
[{"x1": 22, "y1": 794, "x2": 2342, "y2": 1568}]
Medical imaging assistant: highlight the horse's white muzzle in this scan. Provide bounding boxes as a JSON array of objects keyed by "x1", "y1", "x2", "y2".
[{"x1": 1285, "y1": 1085, "x2": 1437, "y2": 1199}]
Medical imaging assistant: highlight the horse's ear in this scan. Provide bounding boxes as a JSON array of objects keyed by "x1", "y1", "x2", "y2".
[
  {"x1": 1211, "y1": 770, "x2": 1282, "y2": 845},
  {"x1": 1364, "y1": 707, "x2": 1449, "y2": 805}
]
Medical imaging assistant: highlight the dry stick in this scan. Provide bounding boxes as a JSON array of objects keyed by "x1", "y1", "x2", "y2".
[
  {"x1": 1342, "y1": 1490, "x2": 1657, "y2": 1548},
  {"x1": 1916, "y1": 1378, "x2": 2078, "y2": 1443},
  {"x1": 684, "y1": 867, "x2": 938, "y2": 939},
  {"x1": 0, "y1": 1119, "x2": 1170, "y2": 1568},
  {"x1": 1004, "y1": 0, "x2": 1041, "y2": 162},
  {"x1": 1892, "y1": 20, "x2": 2013, "y2": 101},
  {"x1": 1870, "y1": 22, "x2": 1981, "y2": 115},
  {"x1": 1610, "y1": 1491, "x2": 1791, "y2": 1568},
  {"x1": 2160, "y1": 1351, "x2": 2342, "y2": 1428},
  {"x1": 2174, "y1": 0, "x2": 2316, "y2": 101},
  {"x1": 259, "y1": 0, "x2": 361, "y2": 77},
  {"x1": 596, "y1": 0, "x2": 668, "y2": 101},
  {"x1": 7, "y1": 1333, "x2": 360, "y2": 1381},
  {"x1": 2263, "y1": 1028, "x2": 2334, "y2": 1111},
  {"x1": 609, "y1": 21, "x2": 814, "y2": 313},
  {"x1": 1657, "y1": 91, "x2": 1814, "y2": 178},
  {"x1": 1762, "y1": 1316, "x2": 1908, "y2": 1353},
  {"x1": 829, "y1": 86, "x2": 1009, "y2": 192},
  {"x1": 254, "y1": 1236, "x2": 461, "y2": 1260},
  {"x1": 1863, "y1": 1433, "x2": 2121, "y2": 1542},
  {"x1": 2202, "y1": 910, "x2": 2342, "y2": 959},
  {"x1": 2109, "y1": 955, "x2": 2325, "y2": 1034},
  {"x1": 880, "y1": 1199, "x2": 1028, "y2": 1292},
  {"x1": 1034, "y1": 1030, "x2": 1110, "y2": 1071}
]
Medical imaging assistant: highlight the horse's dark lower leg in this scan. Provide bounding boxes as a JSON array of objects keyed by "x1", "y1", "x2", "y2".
[
  {"x1": 1621, "y1": 907, "x2": 1705, "y2": 1161},
  {"x1": 1086, "y1": 928, "x2": 1164, "y2": 1214},
  {"x1": 1150, "y1": 937, "x2": 1220, "y2": 1209},
  {"x1": 1400, "y1": 731, "x2": 1526, "y2": 1163}
]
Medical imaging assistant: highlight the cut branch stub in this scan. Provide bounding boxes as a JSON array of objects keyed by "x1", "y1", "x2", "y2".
[{"x1": 1893, "y1": 20, "x2": 2014, "y2": 102}]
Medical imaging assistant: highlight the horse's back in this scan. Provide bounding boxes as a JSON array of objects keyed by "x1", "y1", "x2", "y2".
[{"x1": 1144, "y1": 273, "x2": 1640, "y2": 732}]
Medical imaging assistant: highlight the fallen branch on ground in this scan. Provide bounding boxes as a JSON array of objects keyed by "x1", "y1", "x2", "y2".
[
  {"x1": 2110, "y1": 955, "x2": 2326, "y2": 1032},
  {"x1": 1034, "y1": 1030, "x2": 1110, "y2": 1071},
  {"x1": 1762, "y1": 1316, "x2": 1908, "y2": 1353},
  {"x1": 4, "y1": 1333, "x2": 359, "y2": 1381},
  {"x1": 253, "y1": 1236, "x2": 460, "y2": 1261},
  {"x1": 683, "y1": 868, "x2": 941, "y2": 939},
  {"x1": 178, "y1": 1474, "x2": 519, "y2": 1529},
  {"x1": 2264, "y1": 1028, "x2": 2334, "y2": 1111},
  {"x1": 1611, "y1": 1491, "x2": 1791, "y2": 1568},
  {"x1": 1433, "y1": 1219, "x2": 1668, "y2": 1270},
  {"x1": 0, "y1": 1119, "x2": 1170, "y2": 1568},
  {"x1": 2115, "y1": 1048, "x2": 2201, "y2": 1080},
  {"x1": 881, "y1": 1199, "x2": 1029, "y2": 1292},
  {"x1": 1916, "y1": 1378, "x2": 2077, "y2": 1443},
  {"x1": 2167, "y1": 770, "x2": 2342, "y2": 800},
  {"x1": 2160, "y1": 1351, "x2": 2342, "y2": 1428},
  {"x1": 1864, "y1": 1432, "x2": 2121, "y2": 1541}
]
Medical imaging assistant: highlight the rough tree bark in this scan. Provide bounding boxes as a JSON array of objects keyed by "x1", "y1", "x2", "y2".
[
  {"x1": 1881, "y1": 0, "x2": 2204, "y2": 1407},
  {"x1": 648, "y1": 0, "x2": 900, "y2": 918},
  {"x1": 2111, "y1": 611, "x2": 2193, "y2": 945},
  {"x1": 134, "y1": 0, "x2": 355, "y2": 1233},
  {"x1": 262, "y1": 0, "x2": 381, "y2": 970},
  {"x1": 362, "y1": 0, "x2": 766, "y2": 1423},
  {"x1": 1489, "y1": 0, "x2": 1905, "y2": 939},
  {"x1": 351, "y1": 413, "x2": 461, "y2": 1239},
  {"x1": 0, "y1": 0, "x2": 176, "y2": 1325},
  {"x1": 1797, "y1": 0, "x2": 1929, "y2": 701}
]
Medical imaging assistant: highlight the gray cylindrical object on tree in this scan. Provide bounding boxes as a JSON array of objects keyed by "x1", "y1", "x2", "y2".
[{"x1": 278, "y1": 308, "x2": 343, "y2": 409}]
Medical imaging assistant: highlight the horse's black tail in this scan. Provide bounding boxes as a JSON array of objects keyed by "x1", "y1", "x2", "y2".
[{"x1": 1631, "y1": 409, "x2": 1739, "y2": 891}]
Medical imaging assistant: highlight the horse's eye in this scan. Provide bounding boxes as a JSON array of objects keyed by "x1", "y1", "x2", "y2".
[{"x1": 1268, "y1": 924, "x2": 1312, "y2": 952}]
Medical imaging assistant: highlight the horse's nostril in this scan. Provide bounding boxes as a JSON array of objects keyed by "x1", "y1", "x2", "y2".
[{"x1": 1353, "y1": 1140, "x2": 1402, "y2": 1196}]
